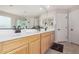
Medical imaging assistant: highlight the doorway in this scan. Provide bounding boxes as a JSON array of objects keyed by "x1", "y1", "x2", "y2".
[{"x1": 55, "y1": 13, "x2": 68, "y2": 43}]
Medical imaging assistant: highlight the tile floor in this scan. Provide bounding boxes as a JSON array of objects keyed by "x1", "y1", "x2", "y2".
[{"x1": 46, "y1": 42, "x2": 79, "y2": 54}]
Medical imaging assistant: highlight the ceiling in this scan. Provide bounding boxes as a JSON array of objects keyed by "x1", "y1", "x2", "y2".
[{"x1": 0, "y1": 5, "x2": 78, "y2": 16}]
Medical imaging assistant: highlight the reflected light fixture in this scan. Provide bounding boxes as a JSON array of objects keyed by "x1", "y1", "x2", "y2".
[
  {"x1": 46, "y1": 5, "x2": 50, "y2": 9},
  {"x1": 40, "y1": 8, "x2": 43, "y2": 10}
]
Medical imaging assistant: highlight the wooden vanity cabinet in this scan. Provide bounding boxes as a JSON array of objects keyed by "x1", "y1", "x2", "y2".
[
  {"x1": 0, "y1": 31, "x2": 54, "y2": 54},
  {"x1": 41, "y1": 32, "x2": 51, "y2": 53},
  {"x1": 2, "y1": 34, "x2": 41, "y2": 54},
  {"x1": 28, "y1": 34, "x2": 40, "y2": 54}
]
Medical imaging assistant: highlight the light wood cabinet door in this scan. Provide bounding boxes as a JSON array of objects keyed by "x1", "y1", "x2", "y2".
[
  {"x1": 0, "y1": 43, "x2": 2, "y2": 53},
  {"x1": 8, "y1": 45, "x2": 28, "y2": 54},
  {"x1": 46, "y1": 35, "x2": 51, "y2": 49},
  {"x1": 29, "y1": 40, "x2": 40, "y2": 54},
  {"x1": 41, "y1": 37, "x2": 47, "y2": 53},
  {"x1": 50, "y1": 32, "x2": 55, "y2": 46},
  {"x1": 41, "y1": 36, "x2": 51, "y2": 53},
  {"x1": 41, "y1": 32, "x2": 51, "y2": 54}
]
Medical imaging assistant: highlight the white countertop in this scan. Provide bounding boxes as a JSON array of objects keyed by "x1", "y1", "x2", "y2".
[{"x1": 0, "y1": 29, "x2": 54, "y2": 42}]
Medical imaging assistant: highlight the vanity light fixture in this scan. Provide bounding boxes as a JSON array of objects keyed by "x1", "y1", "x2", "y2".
[
  {"x1": 9, "y1": 5, "x2": 13, "y2": 7},
  {"x1": 45, "y1": 5, "x2": 50, "y2": 9},
  {"x1": 46, "y1": 5, "x2": 50, "y2": 8}
]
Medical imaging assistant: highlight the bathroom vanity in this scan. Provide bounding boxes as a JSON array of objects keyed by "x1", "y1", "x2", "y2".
[{"x1": 0, "y1": 29, "x2": 55, "y2": 54}]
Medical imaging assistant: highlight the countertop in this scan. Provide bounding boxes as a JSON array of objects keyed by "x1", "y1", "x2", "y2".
[{"x1": 0, "y1": 29, "x2": 54, "y2": 42}]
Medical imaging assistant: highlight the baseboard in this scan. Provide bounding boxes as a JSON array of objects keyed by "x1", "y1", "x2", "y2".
[
  {"x1": 70, "y1": 42, "x2": 79, "y2": 46},
  {"x1": 56, "y1": 41, "x2": 67, "y2": 43}
]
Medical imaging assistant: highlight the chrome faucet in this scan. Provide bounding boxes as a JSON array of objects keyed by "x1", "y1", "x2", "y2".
[{"x1": 13, "y1": 26, "x2": 21, "y2": 33}]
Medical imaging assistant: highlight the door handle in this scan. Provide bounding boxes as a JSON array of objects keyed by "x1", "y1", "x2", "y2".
[
  {"x1": 71, "y1": 28, "x2": 74, "y2": 31},
  {"x1": 57, "y1": 29, "x2": 61, "y2": 31}
]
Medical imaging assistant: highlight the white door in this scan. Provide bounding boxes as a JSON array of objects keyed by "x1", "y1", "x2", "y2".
[
  {"x1": 55, "y1": 13, "x2": 68, "y2": 42},
  {"x1": 69, "y1": 10, "x2": 79, "y2": 44}
]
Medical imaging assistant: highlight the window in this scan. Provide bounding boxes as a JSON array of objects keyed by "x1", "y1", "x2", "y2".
[{"x1": 0, "y1": 16, "x2": 11, "y2": 28}]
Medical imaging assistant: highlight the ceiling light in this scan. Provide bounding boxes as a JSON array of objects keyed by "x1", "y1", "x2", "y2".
[
  {"x1": 46, "y1": 5, "x2": 50, "y2": 8},
  {"x1": 40, "y1": 8, "x2": 43, "y2": 10},
  {"x1": 9, "y1": 5, "x2": 13, "y2": 7}
]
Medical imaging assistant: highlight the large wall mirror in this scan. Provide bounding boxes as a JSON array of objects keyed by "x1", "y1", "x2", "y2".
[{"x1": 16, "y1": 17, "x2": 40, "y2": 29}]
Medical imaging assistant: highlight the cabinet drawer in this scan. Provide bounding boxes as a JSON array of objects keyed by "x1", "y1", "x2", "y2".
[
  {"x1": 7, "y1": 44, "x2": 28, "y2": 54},
  {"x1": 27, "y1": 34, "x2": 40, "y2": 42},
  {"x1": 41, "y1": 32, "x2": 51, "y2": 37},
  {"x1": 2, "y1": 37, "x2": 28, "y2": 53}
]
